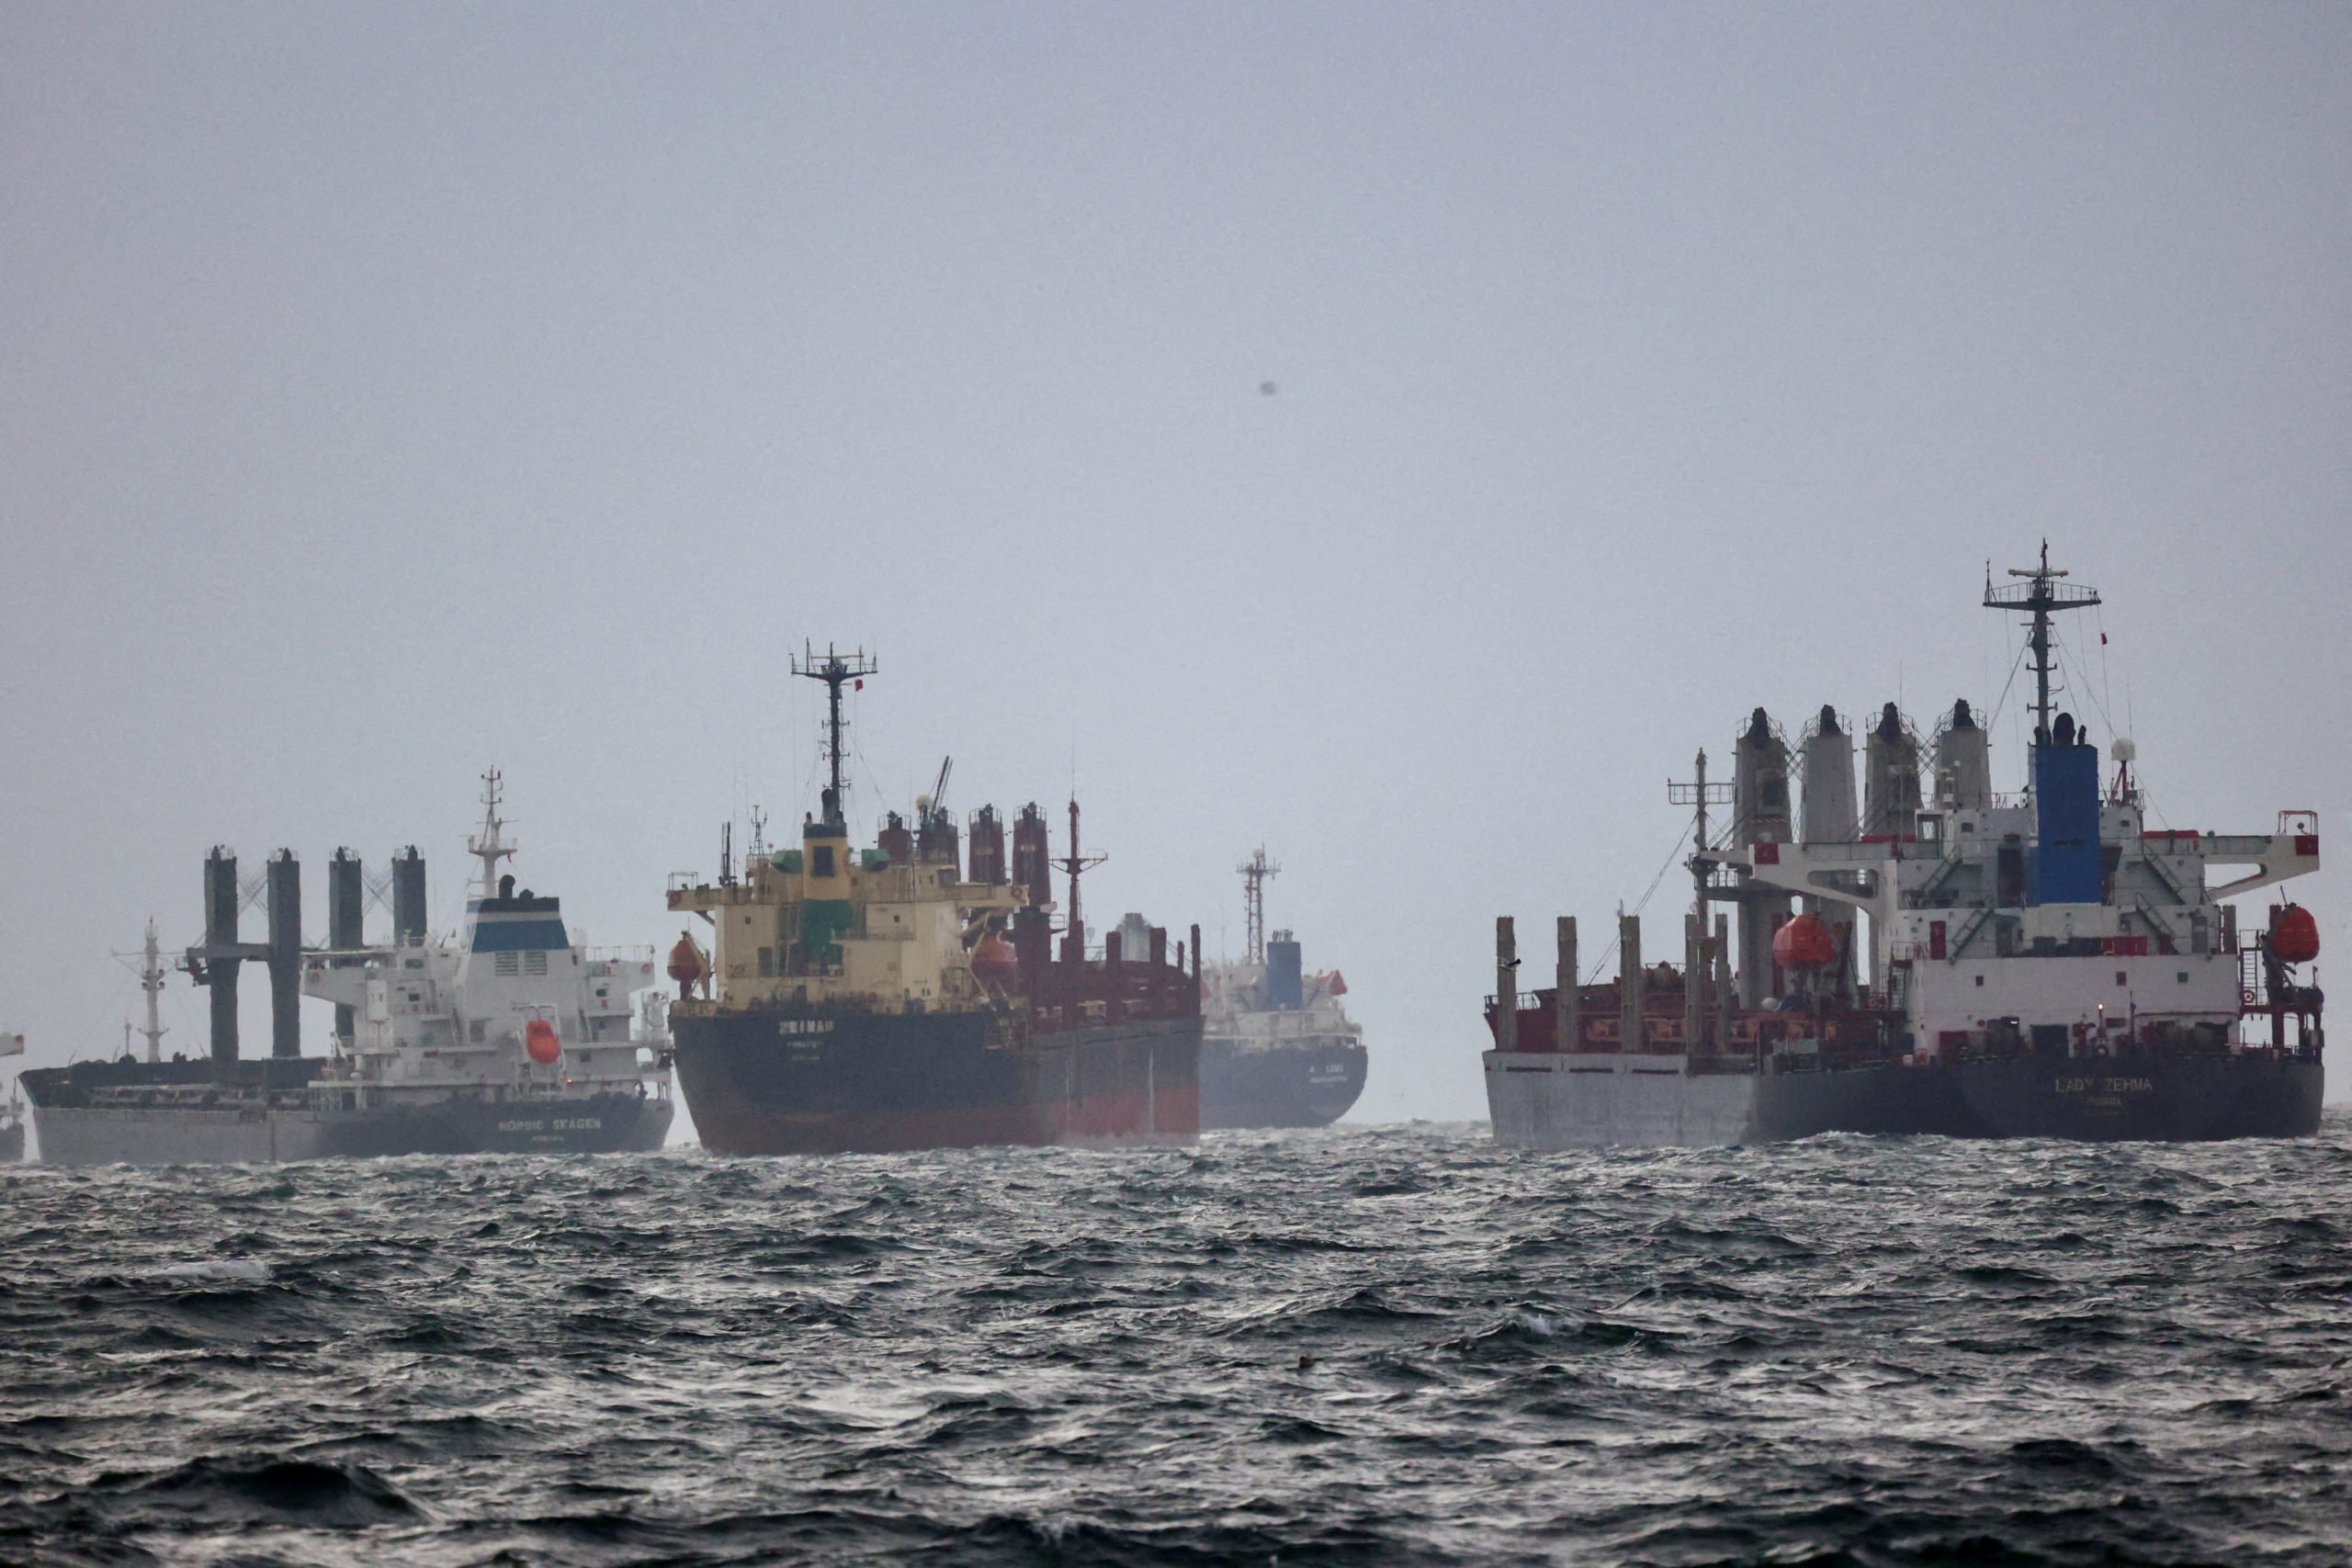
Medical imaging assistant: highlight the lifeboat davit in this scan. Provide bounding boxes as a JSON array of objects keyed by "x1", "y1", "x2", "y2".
[
  {"x1": 970, "y1": 931, "x2": 1017, "y2": 990},
  {"x1": 524, "y1": 1019, "x2": 561, "y2": 1066},
  {"x1": 667, "y1": 933, "x2": 705, "y2": 990},
  {"x1": 2269, "y1": 904, "x2": 2321, "y2": 965},
  {"x1": 1773, "y1": 912, "x2": 1838, "y2": 970}
]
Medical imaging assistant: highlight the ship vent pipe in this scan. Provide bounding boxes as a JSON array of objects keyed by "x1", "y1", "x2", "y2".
[
  {"x1": 391, "y1": 847, "x2": 426, "y2": 946},
  {"x1": 1931, "y1": 699, "x2": 1993, "y2": 809},
  {"x1": 1555, "y1": 916, "x2": 1578, "y2": 1053},
  {"x1": 1798, "y1": 707, "x2": 1858, "y2": 844},
  {"x1": 1619, "y1": 915, "x2": 1642, "y2": 1053},
  {"x1": 1494, "y1": 918, "x2": 1518, "y2": 1051},
  {"x1": 266, "y1": 851, "x2": 302, "y2": 1059},
  {"x1": 203, "y1": 848, "x2": 241, "y2": 1065},
  {"x1": 1713, "y1": 914, "x2": 1734, "y2": 1055},
  {"x1": 1684, "y1": 913, "x2": 1703, "y2": 1055},
  {"x1": 328, "y1": 849, "x2": 363, "y2": 1046},
  {"x1": 1863, "y1": 703, "x2": 1923, "y2": 840}
]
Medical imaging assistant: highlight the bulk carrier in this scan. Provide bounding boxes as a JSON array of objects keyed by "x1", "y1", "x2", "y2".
[
  {"x1": 22, "y1": 775, "x2": 673, "y2": 1164},
  {"x1": 665, "y1": 647, "x2": 1204, "y2": 1156},
  {"x1": 1197, "y1": 850, "x2": 1367, "y2": 1127},
  {"x1": 1485, "y1": 549, "x2": 2324, "y2": 1146}
]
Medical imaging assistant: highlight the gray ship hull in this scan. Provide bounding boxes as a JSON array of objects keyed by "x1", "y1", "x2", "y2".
[
  {"x1": 22, "y1": 1060, "x2": 673, "y2": 1166},
  {"x1": 1200, "y1": 1035, "x2": 1366, "y2": 1129}
]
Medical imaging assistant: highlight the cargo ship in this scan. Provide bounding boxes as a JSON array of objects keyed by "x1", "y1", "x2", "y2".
[
  {"x1": 1197, "y1": 849, "x2": 1366, "y2": 1128},
  {"x1": 23, "y1": 774, "x2": 673, "y2": 1164},
  {"x1": 664, "y1": 646, "x2": 1203, "y2": 1156},
  {"x1": 1484, "y1": 548, "x2": 2324, "y2": 1146}
]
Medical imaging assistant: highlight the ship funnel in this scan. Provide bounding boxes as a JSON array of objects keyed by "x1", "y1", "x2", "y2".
[
  {"x1": 1798, "y1": 706, "x2": 1857, "y2": 844},
  {"x1": 1267, "y1": 931, "x2": 1304, "y2": 1010},
  {"x1": 1932, "y1": 699, "x2": 1993, "y2": 809},
  {"x1": 1862, "y1": 703, "x2": 1922, "y2": 839}
]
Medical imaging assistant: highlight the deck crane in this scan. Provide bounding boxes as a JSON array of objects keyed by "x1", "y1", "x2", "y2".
[{"x1": 922, "y1": 757, "x2": 953, "y2": 830}]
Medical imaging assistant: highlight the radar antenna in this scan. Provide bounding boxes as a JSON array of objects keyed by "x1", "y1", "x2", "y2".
[
  {"x1": 1984, "y1": 540, "x2": 2101, "y2": 748},
  {"x1": 1238, "y1": 847, "x2": 1281, "y2": 964},
  {"x1": 792, "y1": 642, "x2": 878, "y2": 828}
]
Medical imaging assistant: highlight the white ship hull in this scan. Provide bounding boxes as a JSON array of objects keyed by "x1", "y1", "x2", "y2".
[
  {"x1": 1483, "y1": 1047, "x2": 2321, "y2": 1148},
  {"x1": 1485, "y1": 1052, "x2": 1758, "y2": 1148}
]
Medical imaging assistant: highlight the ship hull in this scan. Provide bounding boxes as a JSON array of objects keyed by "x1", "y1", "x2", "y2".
[
  {"x1": 0, "y1": 1122, "x2": 21, "y2": 1163},
  {"x1": 20, "y1": 1061, "x2": 673, "y2": 1166},
  {"x1": 1200, "y1": 1036, "x2": 1367, "y2": 1129},
  {"x1": 673, "y1": 1009, "x2": 1203, "y2": 1156},
  {"x1": 1485, "y1": 1051, "x2": 2324, "y2": 1148}
]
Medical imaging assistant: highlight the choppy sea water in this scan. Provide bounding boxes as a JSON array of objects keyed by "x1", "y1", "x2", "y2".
[{"x1": 4, "y1": 1116, "x2": 2350, "y2": 1567}]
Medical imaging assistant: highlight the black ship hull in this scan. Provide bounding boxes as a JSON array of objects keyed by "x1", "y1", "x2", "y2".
[
  {"x1": 673, "y1": 1007, "x2": 1203, "y2": 1156},
  {"x1": 21, "y1": 1059, "x2": 673, "y2": 1165},
  {"x1": 1200, "y1": 1036, "x2": 1367, "y2": 1129},
  {"x1": 1487, "y1": 1049, "x2": 2324, "y2": 1147}
]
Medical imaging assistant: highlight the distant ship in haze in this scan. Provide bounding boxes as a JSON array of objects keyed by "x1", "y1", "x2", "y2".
[
  {"x1": 1484, "y1": 547, "x2": 2324, "y2": 1146},
  {"x1": 1197, "y1": 850, "x2": 1367, "y2": 1129}
]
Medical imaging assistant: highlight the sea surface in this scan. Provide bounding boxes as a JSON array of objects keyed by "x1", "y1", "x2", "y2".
[{"x1": 4, "y1": 1116, "x2": 2350, "y2": 1567}]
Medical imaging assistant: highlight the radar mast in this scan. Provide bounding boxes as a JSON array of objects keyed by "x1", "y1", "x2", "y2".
[
  {"x1": 792, "y1": 643, "x2": 878, "y2": 828},
  {"x1": 469, "y1": 767, "x2": 515, "y2": 897},
  {"x1": 1984, "y1": 541, "x2": 2101, "y2": 748},
  {"x1": 1238, "y1": 847, "x2": 1281, "y2": 964}
]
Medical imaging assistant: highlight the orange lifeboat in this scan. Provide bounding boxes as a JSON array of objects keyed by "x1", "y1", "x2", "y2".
[
  {"x1": 2269, "y1": 904, "x2": 2321, "y2": 965},
  {"x1": 970, "y1": 931, "x2": 1017, "y2": 990},
  {"x1": 667, "y1": 933, "x2": 706, "y2": 991},
  {"x1": 524, "y1": 1019, "x2": 561, "y2": 1066},
  {"x1": 1772, "y1": 912, "x2": 1838, "y2": 970}
]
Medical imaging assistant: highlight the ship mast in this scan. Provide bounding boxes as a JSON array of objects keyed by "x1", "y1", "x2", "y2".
[
  {"x1": 1238, "y1": 846, "x2": 1281, "y2": 964},
  {"x1": 1669, "y1": 750, "x2": 1732, "y2": 926},
  {"x1": 1984, "y1": 540, "x2": 2101, "y2": 749},
  {"x1": 1056, "y1": 798, "x2": 1107, "y2": 942},
  {"x1": 111, "y1": 919, "x2": 170, "y2": 1062},
  {"x1": 792, "y1": 642, "x2": 878, "y2": 828},
  {"x1": 468, "y1": 767, "x2": 515, "y2": 897}
]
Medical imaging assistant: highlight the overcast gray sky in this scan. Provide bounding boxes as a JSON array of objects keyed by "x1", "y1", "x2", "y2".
[{"x1": 6, "y1": 3, "x2": 2348, "y2": 1131}]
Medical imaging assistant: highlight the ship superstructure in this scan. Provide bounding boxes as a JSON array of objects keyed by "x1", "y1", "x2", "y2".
[
  {"x1": 1485, "y1": 549, "x2": 2324, "y2": 1145},
  {"x1": 1196, "y1": 849, "x2": 1367, "y2": 1128},
  {"x1": 23, "y1": 773, "x2": 673, "y2": 1164},
  {"x1": 665, "y1": 645, "x2": 1204, "y2": 1156}
]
